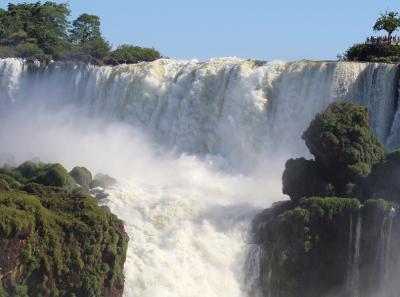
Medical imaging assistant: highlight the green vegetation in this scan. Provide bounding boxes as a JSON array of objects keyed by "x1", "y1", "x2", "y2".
[
  {"x1": 345, "y1": 43, "x2": 400, "y2": 62},
  {"x1": 111, "y1": 44, "x2": 162, "y2": 64},
  {"x1": 254, "y1": 196, "x2": 397, "y2": 297},
  {"x1": 373, "y1": 11, "x2": 400, "y2": 37},
  {"x1": 70, "y1": 14, "x2": 102, "y2": 45},
  {"x1": 257, "y1": 101, "x2": 400, "y2": 297},
  {"x1": 0, "y1": 161, "x2": 128, "y2": 297},
  {"x1": 344, "y1": 10, "x2": 400, "y2": 62},
  {"x1": 283, "y1": 102, "x2": 385, "y2": 202},
  {"x1": 0, "y1": 1, "x2": 162, "y2": 65},
  {"x1": 302, "y1": 102, "x2": 384, "y2": 187},
  {"x1": 256, "y1": 197, "x2": 361, "y2": 297},
  {"x1": 69, "y1": 166, "x2": 92, "y2": 190}
]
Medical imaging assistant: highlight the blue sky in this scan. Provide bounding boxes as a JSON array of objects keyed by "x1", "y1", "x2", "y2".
[{"x1": 1, "y1": 0, "x2": 399, "y2": 61}]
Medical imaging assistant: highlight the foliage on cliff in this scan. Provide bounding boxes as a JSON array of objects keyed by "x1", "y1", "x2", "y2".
[
  {"x1": 0, "y1": 2, "x2": 162, "y2": 65},
  {"x1": 373, "y1": 11, "x2": 400, "y2": 37},
  {"x1": 253, "y1": 197, "x2": 398, "y2": 297},
  {"x1": 343, "y1": 11, "x2": 400, "y2": 62},
  {"x1": 283, "y1": 102, "x2": 385, "y2": 202},
  {"x1": 0, "y1": 161, "x2": 128, "y2": 297},
  {"x1": 345, "y1": 43, "x2": 400, "y2": 62},
  {"x1": 110, "y1": 44, "x2": 162, "y2": 64},
  {"x1": 254, "y1": 198, "x2": 361, "y2": 297},
  {"x1": 257, "y1": 101, "x2": 400, "y2": 297}
]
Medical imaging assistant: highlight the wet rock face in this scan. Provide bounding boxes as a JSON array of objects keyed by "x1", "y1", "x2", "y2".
[
  {"x1": 0, "y1": 162, "x2": 128, "y2": 297},
  {"x1": 253, "y1": 198, "x2": 400, "y2": 297}
]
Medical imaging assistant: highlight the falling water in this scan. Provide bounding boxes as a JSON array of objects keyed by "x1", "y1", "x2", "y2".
[
  {"x1": 377, "y1": 208, "x2": 396, "y2": 297},
  {"x1": 243, "y1": 245, "x2": 263, "y2": 297},
  {"x1": 346, "y1": 214, "x2": 354, "y2": 295},
  {"x1": 0, "y1": 58, "x2": 400, "y2": 296},
  {"x1": 347, "y1": 214, "x2": 362, "y2": 297}
]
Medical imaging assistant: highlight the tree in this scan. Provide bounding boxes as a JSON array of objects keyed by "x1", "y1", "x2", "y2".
[
  {"x1": 70, "y1": 14, "x2": 101, "y2": 44},
  {"x1": 69, "y1": 13, "x2": 110, "y2": 61},
  {"x1": 0, "y1": 2, "x2": 163, "y2": 64},
  {"x1": 111, "y1": 44, "x2": 161, "y2": 63},
  {"x1": 81, "y1": 36, "x2": 111, "y2": 60},
  {"x1": 0, "y1": 2, "x2": 70, "y2": 55},
  {"x1": 283, "y1": 102, "x2": 385, "y2": 201},
  {"x1": 373, "y1": 11, "x2": 400, "y2": 37}
]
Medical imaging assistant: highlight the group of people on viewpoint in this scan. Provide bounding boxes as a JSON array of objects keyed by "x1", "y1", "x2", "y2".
[{"x1": 366, "y1": 35, "x2": 400, "y2": 45}]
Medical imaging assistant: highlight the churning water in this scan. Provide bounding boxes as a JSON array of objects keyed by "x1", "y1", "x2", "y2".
[{"x1": 0, "y1": 57, "x2": 399, "y2": 296}]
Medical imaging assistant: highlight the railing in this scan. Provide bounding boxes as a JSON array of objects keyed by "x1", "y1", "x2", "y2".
[{"x1": 365, "y1": 36, "x2": 400, "y2": 46}]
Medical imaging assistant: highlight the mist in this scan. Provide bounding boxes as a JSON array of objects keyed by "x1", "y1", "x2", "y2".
[
  {"x1": 2, "y1": 57, "x2": 399, "y2": 297},
  {"x1": 0, "y1": 101, "x2": 286, "y2": 204},
  {"x1": 0, "y1": 99, "x2": 287, "y2": 296}
]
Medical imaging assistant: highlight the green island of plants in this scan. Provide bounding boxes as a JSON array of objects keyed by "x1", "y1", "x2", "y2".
[
  {"x1": 253, "y1": 101, "x2": 400, "y2": 297},
  {"x1": 0, "y1": 1, "x2": 162, "y2": 65},
  {"x1": 344, "y1": 11, "x2": 400, "y2": 62},
  {"x1": 0, "y1": 161, "x2": 128, "y2": 297}
]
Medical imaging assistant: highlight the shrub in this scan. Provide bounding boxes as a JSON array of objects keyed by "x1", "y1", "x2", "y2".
[
  {"x1": 0, "y1": 46, "x2": 16, "y2": 58},
  {"x1": 302, "y1": 102, "x2": 384, "y2": 194},
  {"x1": 345, "y1": 43, "x2": 400, "y2": 62},
  {"x1": 16, "y1": 161, "x2": 40, "y2": 179},
  {"x1": 33, "y1": 164, "x2": 76, "y2": 189},
  {"x1": 111, "y1": 44, "x2": 161, "y2": 64},
  {"x1": 69, "y1": 166, "x2": 92, "y2": 190},
  {"x1": 15, "y1": 43, "x2": 44, "y2": 59},
  {"x1": 283, "y1": 102, "x2": 385, "y2": 201}
]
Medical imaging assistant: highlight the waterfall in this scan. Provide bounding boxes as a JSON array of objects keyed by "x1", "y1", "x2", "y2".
[
  {"x1": 346, "y1": 214, "x2": 354, "y2": 294},
  {"x1": 377, "y1": 208, "x2": 396, "y2": 297},
  {"x1": 1, "y1": 58, "x2": 400, "y2": 297},
  {"x1": 244, "y1": 245, "x2": 263, "y2": 297},
  {"x1": 346, "y1": 214, "x2": 362, "y2": 297},
  {"x1": 383, "y1": 208, "x2": 395, "y2": 289},
  {"x1": 1, "y1": 58, "x2": 399, "y2": 166},
  {"x1": 353, "y1": 215, "x2": 362, "y2": 297}
]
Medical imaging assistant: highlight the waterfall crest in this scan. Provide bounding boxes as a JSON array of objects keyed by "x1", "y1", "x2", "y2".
[
  {"x1": 1, "y1": 58, "x2": 400, "y2": 297},
  {"x1": 1, "y1": 58, "x2": 399, "y2": 167}
]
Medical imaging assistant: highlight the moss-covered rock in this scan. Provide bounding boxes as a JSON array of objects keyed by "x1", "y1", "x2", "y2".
[
  {"x1": 283, "y1": 102, "x2": 386, "y2": 201},
  {"x1": 89, "y1": 179, "x2": 106, "y2": 189},
  {"x1": 282, "y1": 158, "x2": 332, "y2": 202},
  {"x1": 254, "y1": 197, "x2": 400, "y2": 297},
  {"x1": 33, "y1": 163, "x2": 76, "y2": 189},
  {"x1": 16, "y1": 161, "x2": 40, "y2": 179},
  {"x1": 302, "y1": 102, "x2": 384, "y2": 193},
  {"x1": 69, "y1": 166, "x2": 92, "y2": 190},
  {"x1": 254, "y1": 197, "x2": 360, "y2": 297},
  {"x1": 91, "y1": 173, "x2": 117, "y2": 189},
  {"x1": 0, "y1": 162, "x2": 128, "y2": 297},
  {"x1": 260, "y1": 102, "x2": 400, "y2": 297}
]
